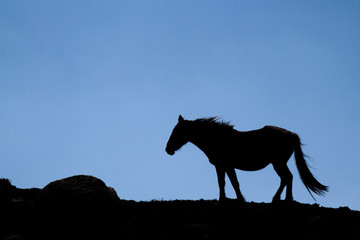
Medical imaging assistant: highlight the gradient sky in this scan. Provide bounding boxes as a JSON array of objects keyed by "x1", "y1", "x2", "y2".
[{"x1": 1, "y1": 1, "x2": 359, "y2": 210}]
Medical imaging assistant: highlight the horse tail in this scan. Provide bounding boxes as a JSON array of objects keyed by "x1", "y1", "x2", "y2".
[{"x1": 293, "y1": 134, "x2": 328, "y2": 200}]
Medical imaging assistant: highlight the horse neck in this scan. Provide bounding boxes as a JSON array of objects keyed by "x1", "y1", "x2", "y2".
[{"x1": 187, "y1": 125, "x2": 219, "y2": 154}]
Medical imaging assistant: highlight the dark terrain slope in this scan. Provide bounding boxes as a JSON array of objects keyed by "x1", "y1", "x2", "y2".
[{"x1": 1, "y1": 176, "x2": 359, "y2": 240}]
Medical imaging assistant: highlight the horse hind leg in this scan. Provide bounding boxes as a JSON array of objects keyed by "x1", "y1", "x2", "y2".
[{"x1": 272, "y1": 163, "x2": 293, "y2": 202}]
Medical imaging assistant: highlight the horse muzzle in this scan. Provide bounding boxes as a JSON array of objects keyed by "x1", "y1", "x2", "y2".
[{"x1": 165, "y1": 147, "x2": 175, "y2": 156}]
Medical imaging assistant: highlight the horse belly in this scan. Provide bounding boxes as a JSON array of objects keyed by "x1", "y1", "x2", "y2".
[
  {"x1": 224, "y1": 142, "x2": 271, "y2": 171},
  {"x1": 232, "y1": 144, "x2": 293, "y2": 171},
  {"x1": 233, "y1": 156, "x2": 270, "y2": 171},
  {"x1": 216, "y1": 148, "x2": 270, "y2": 171}
]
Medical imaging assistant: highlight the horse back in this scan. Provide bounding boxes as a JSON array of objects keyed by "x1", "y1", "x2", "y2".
[
  {"x1": 263, "y1": 125, "x2": 295, "y2": 136},
  {"x1": 237, "y1": 125, "x2": 295, "y2": 140},
  {"x1": 222, "y1": 125, "x2": 296, "y2": 169}
]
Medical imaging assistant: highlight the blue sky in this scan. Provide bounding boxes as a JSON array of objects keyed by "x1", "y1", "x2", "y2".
[{"x1": 1, "y1": 1, "x2": 359, "y2": 210}]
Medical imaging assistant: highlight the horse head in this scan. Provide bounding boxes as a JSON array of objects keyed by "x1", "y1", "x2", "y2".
[{"x1": 165, "y1": 115, "x2": 189, "y2": 155}]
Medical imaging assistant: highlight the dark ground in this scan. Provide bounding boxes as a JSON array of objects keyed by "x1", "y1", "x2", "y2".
[{"x1": 1, "y1": 176, "x2": 360, "y2": 240}]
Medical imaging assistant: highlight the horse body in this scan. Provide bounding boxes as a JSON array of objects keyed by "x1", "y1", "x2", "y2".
[
  {"x1": 189, "y1": 124, "x2": 294, "y2": 170},
  {"x1": 166, "y1": 115, "x2": 328, "y2": 202}
]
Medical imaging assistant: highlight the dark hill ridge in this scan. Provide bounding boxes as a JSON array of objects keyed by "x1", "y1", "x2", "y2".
[
  {"x1": 1, "y1": 175, "x2": 359, "y2": 240},
  {"x1": 122, "y1": 200, "x2": 360, "y2": 240}
]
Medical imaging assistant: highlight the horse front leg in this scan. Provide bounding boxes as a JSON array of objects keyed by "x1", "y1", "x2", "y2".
[
  {"x1": 215, "y1": 167, "x2": 226, "y2": 201},
  {"x1": 225, "y1": 168, "x2": 245, "y2": 202}
]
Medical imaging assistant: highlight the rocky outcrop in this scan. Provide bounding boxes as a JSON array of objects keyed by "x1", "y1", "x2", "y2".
[
  {"x1": 35, "y1": 175, "x2": 121, "y2": 239},
  {"x1": 36, "y1": 175, "x2": 120, "y2": 211}
]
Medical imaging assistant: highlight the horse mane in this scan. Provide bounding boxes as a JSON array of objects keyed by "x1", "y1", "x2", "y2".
[{"x1": 193, "y1": 117, "x2": 235, "y2": 131}]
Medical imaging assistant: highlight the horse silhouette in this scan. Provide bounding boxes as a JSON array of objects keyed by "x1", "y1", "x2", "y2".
[{"x1": 165, "y1": 115, "x2": 328, "y2": 202}]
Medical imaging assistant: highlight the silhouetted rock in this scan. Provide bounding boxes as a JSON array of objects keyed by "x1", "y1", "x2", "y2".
[
  {"x1": 0, "y1": 178, "x2": 16, "y2": 204},
  {"x1": 35, "y1": 175, "x2": 120, "y2": 239},
  {"x1": 36, "y1": 175, "x2": 119, "y2": 211},
  {"x1": 0, "y1": 179, "x2": 40, "y2": 240}
]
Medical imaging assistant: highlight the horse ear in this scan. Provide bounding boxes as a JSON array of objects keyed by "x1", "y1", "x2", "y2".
[{"x1": 178, "y1": 115, "x2": 184, "y2": 122}]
